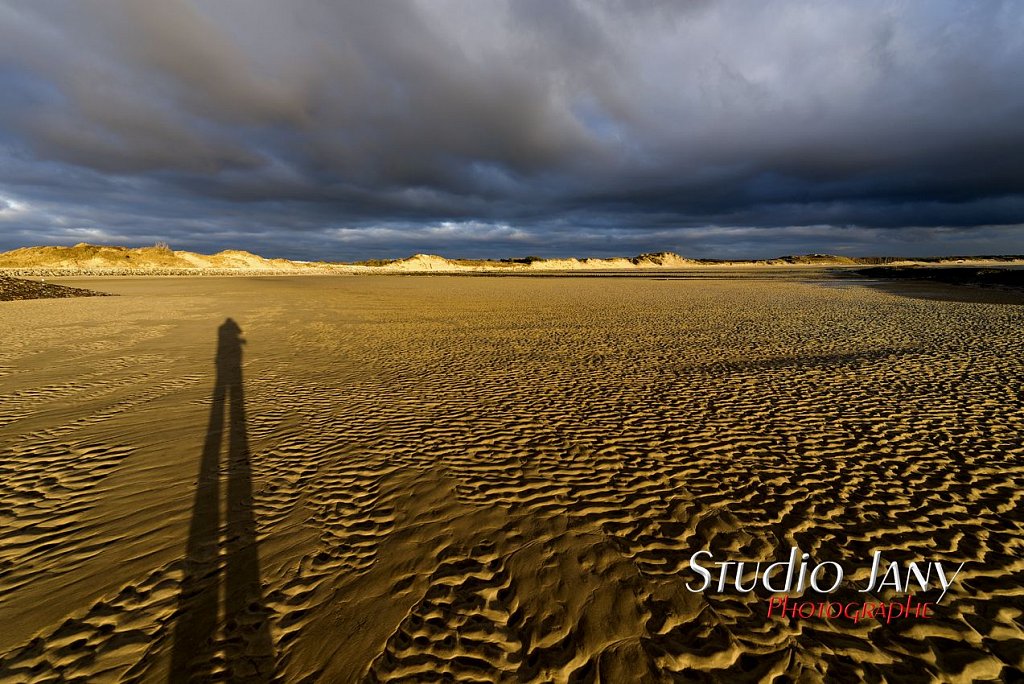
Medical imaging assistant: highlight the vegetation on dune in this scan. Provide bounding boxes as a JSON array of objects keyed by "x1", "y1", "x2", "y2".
[{"x1": 352, "y1": 258, "x2": 400, "y2": 267}]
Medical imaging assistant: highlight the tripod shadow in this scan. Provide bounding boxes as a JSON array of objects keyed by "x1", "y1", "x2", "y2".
[{"x1": 170, "y1": 318, "x2": 274, "y2": 682}]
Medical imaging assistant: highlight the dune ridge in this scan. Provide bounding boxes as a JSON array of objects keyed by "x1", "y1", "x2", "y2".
[
  {"x1": 0, "y1": 243, "x2": 330, "y2": 275},
  {"x1": 3, "y1": 243, "x2": 1022, "y2": 277}
]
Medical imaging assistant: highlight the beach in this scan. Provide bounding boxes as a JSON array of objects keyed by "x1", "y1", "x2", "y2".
[{"x1": 1, "y1": 274, "x2": 1022, "y2": 682}]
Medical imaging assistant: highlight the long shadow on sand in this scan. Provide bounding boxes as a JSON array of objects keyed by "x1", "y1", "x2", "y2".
[{"x1": 169, "y1": 318, "x2": 274, "y2": 682}]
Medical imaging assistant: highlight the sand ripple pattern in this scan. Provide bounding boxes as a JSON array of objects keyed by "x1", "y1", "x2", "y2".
[
  {"x1": 0, "y1": 440, "x2": 132, "y2": 597},
  {"x1": 1, "y1": 277, "x2": 1022, "y2": 682}
]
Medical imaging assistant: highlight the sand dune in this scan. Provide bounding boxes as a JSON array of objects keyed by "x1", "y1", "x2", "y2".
[
  {"x1": 0, "y1": 243, "x2": 322, "y2": 273},
  {"x1": 0, "y1": 275, "x2": 1022, "y2": 681},
  {"x1": 5, "y1": 243, "x2": 1022, "y2": 277},
  {"x1": 0, "y1": 245, "x2": 703, "y2": 275}
]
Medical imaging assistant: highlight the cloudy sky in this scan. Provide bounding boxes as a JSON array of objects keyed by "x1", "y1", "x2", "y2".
[{"x1": 1, "y1": 1, "x2": 1023, "y2": 260}]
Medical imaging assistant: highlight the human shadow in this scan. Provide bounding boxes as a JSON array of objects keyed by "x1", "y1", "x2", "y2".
[{"x1": 170, "y1": 318, "x2": 274, "y2": 682}]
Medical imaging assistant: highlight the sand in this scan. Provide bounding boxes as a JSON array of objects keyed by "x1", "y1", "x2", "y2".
[{"x1": 0, "y1": 274, "x2": 1022, "y2": 682}]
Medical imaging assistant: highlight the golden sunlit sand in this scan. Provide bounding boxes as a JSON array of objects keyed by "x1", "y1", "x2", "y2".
[{"x1": 1, "y1": 274, "x2": 1022, "y2": 682}]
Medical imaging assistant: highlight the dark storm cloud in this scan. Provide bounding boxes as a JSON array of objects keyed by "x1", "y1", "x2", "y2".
[{"x1": 1, "y1": 0, "x2": 1022, "y2": 258}]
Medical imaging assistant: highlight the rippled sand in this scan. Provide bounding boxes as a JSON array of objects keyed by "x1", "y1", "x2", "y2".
[{"x1": 1, "y1": 275, "x2": 1022, "y2": 682}]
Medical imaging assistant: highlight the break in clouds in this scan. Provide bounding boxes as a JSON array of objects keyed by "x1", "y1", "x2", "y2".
[{"x1": 1, "y1": 0, "x2": 1023, "y2": 259}]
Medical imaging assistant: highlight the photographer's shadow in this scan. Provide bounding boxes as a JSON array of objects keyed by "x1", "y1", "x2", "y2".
[{"x1": 170, "y1": 318, "x2": 274, "y2": 682}]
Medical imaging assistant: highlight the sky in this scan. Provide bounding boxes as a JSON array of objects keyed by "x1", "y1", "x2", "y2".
[{"x1": 1, "y1": 1, "x2": 1023, "y2": 260}]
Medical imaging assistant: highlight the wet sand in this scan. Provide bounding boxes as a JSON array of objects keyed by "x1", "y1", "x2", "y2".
[{"x1": 1, "y1": 275, "x2": 1022, "y2": 682}]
